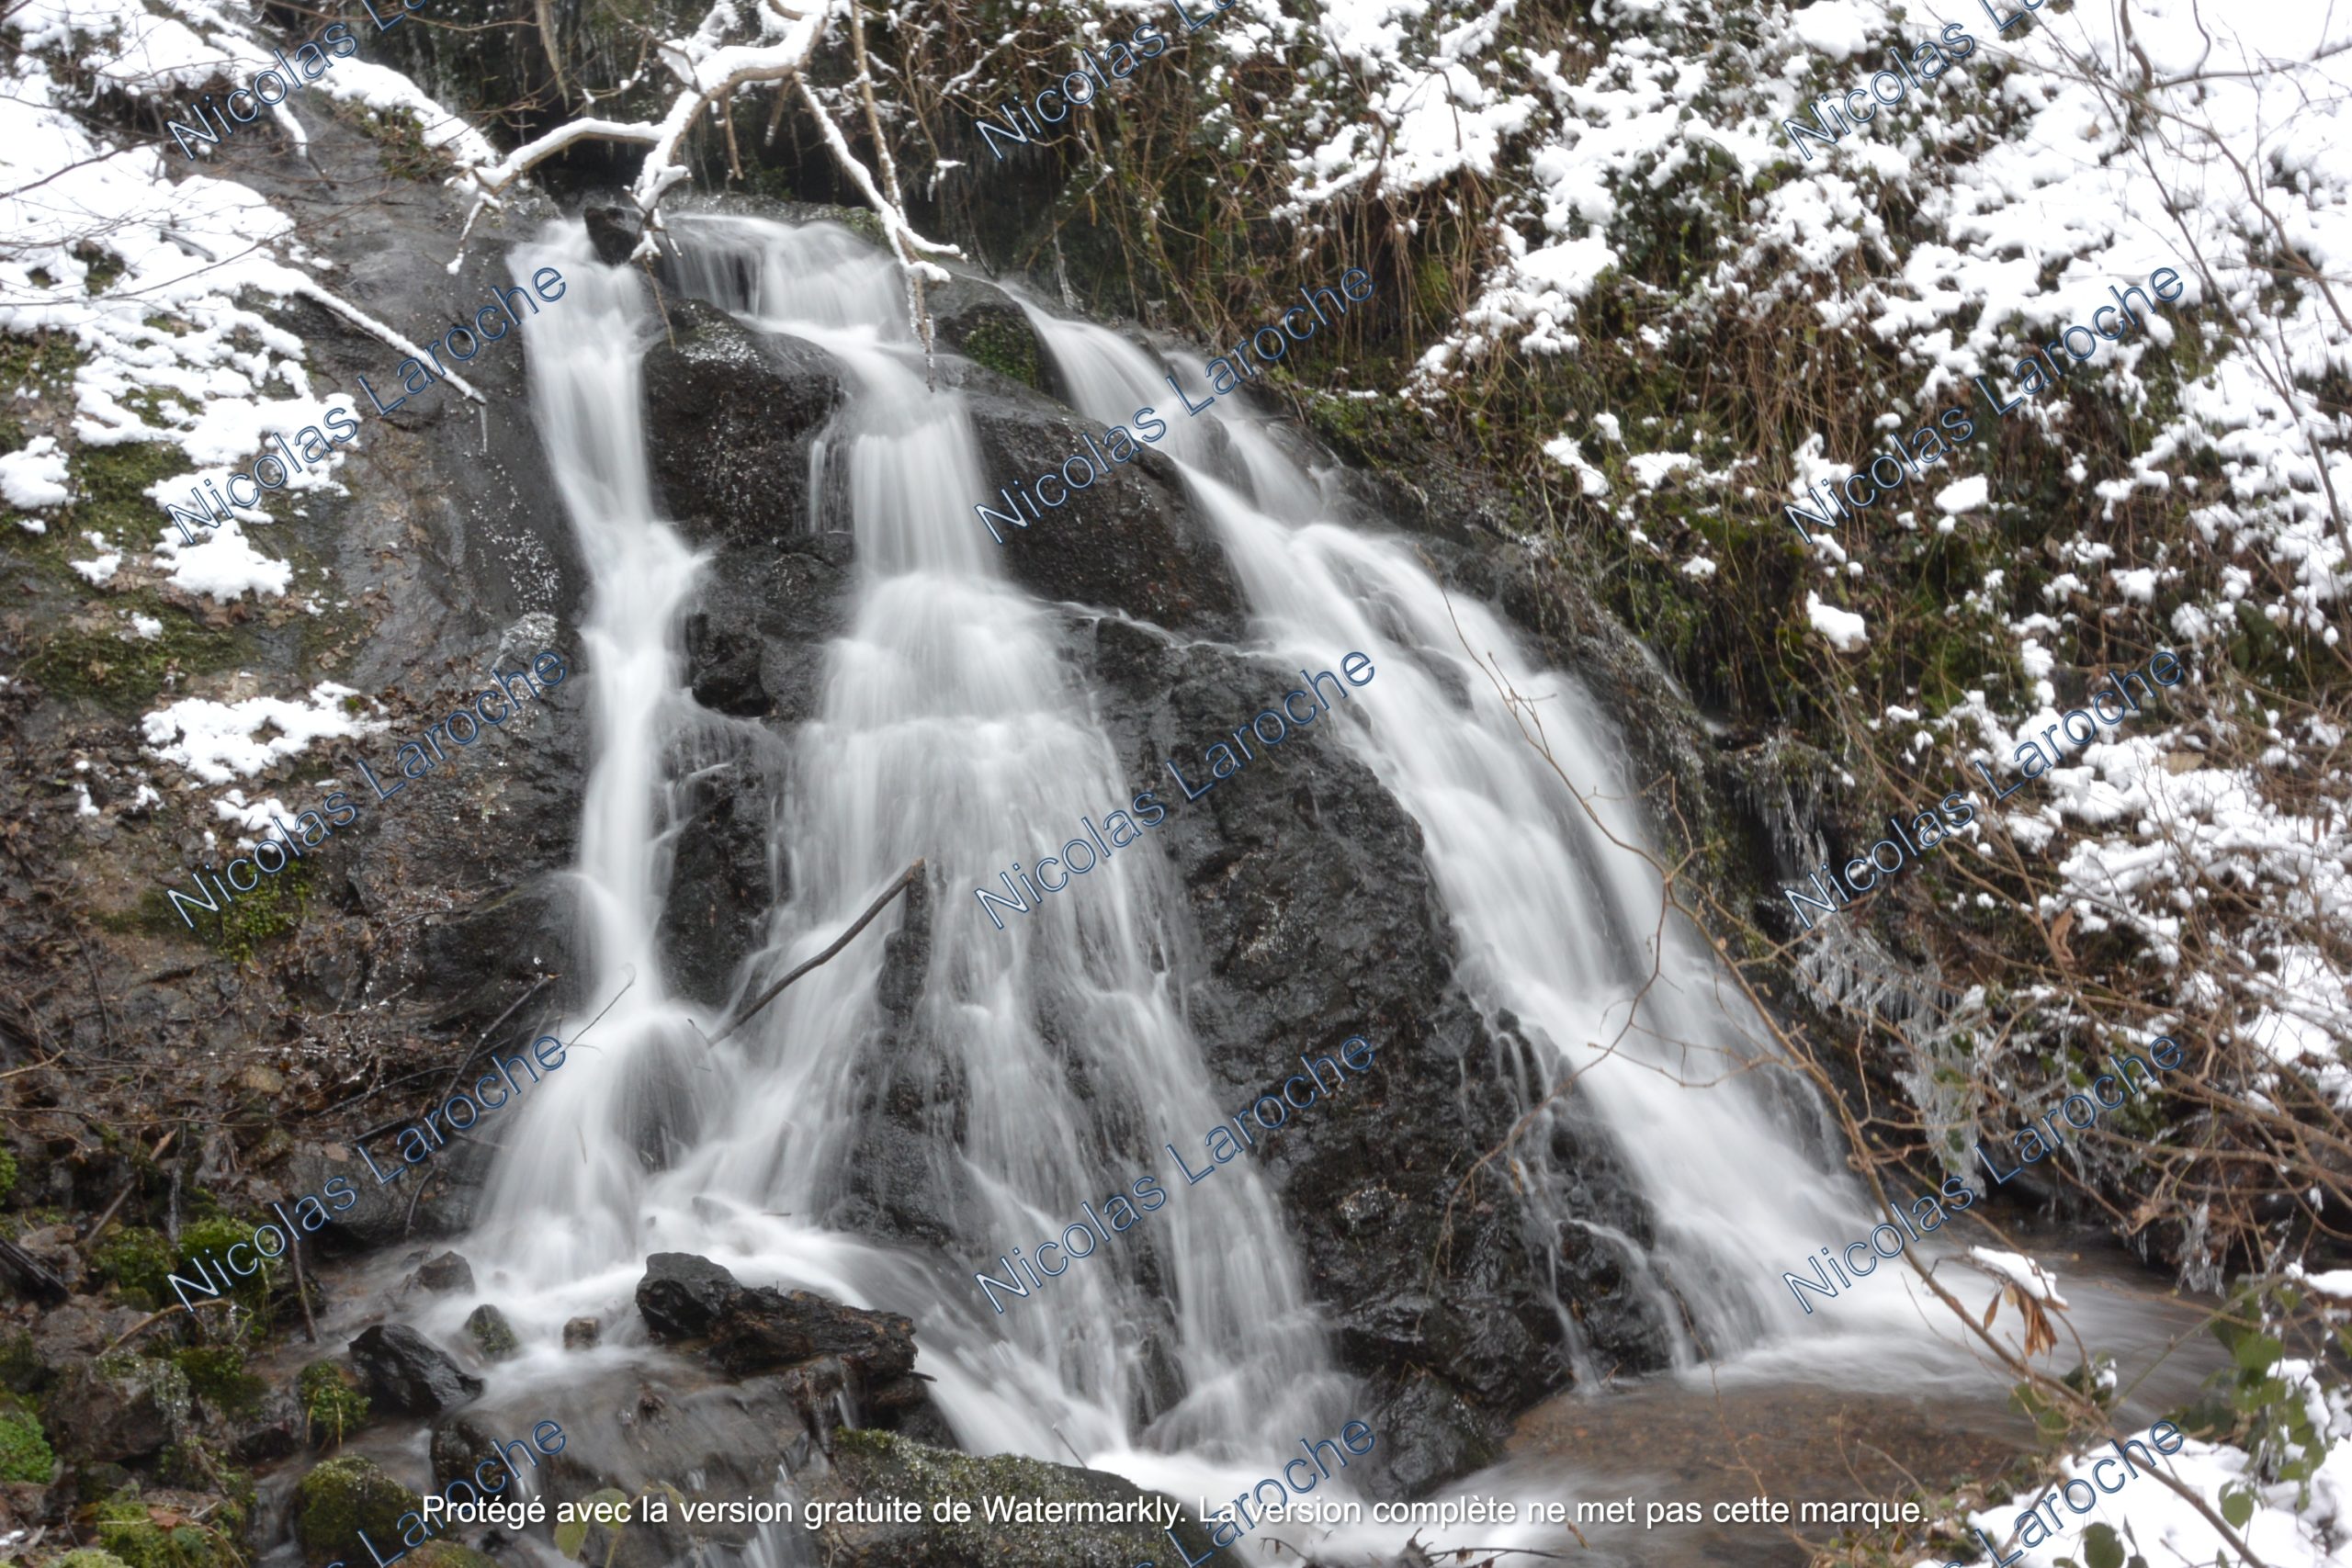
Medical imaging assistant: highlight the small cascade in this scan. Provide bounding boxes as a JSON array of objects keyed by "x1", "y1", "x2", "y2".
[
  {"x1": 468, "y1": 220, "x2": 1353, "y2": 1526},
  {"x1": 1022, "y1": 313, "x2": 1903, "y2": 1357}
]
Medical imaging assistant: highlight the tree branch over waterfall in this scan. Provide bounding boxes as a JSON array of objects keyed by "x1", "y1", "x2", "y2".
[{"x1": 450, "y1": 0, "x2": 959, "y2": 342}]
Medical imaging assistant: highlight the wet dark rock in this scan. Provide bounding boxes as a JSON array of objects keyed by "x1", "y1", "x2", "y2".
[
  {"x1": 632, "y1": 1256, "x2": 934, "y2": 1438},
  {"x1": 466, "y1": 1303, "x2": 520, "y2": 1360},
  {"x1": 563, "y1": 1315, "x2": 601, "y2": 1350},
  {"x1": 348, "y1": 1324, "x2": 484, "y2": 1416},
  {"x1": 433, "y1": 1369, "x2": 809, "y2": 1568},
  {"x1": 44, "y1": 1354, "x2": 189, "y2": 1464},
  {"x1": 684, "y1": 588, "x2": 770, "y2": 716},
  {"x1": 584, "y1": 201, "x2": 641, "y2": 266},
  {"x1": 643, "y1": 299, "x2": 842, "y2": 548},
  {"x1": 278, "y1": 1146, "x2": 430, "y2": 1254},
  {"x1": 635, "y1": 1252, "x2": 742, "y2": 1342},
  {"x1": 707, "y1": 1286, "x2": 917, "y2": 1382},
  {"x1": 654, "y1": 759, "x2": 775, "y2": 1005},
  {"x1": 873, "y1": 871, "x2": 931, "y2": 1022},
  {"x1": 967, "y1": 398, "x2": 1243, "y2": 635},
  {"x1": 832, "y1": 1025, "x2": 967, "y2": 1249},
  {"x1": 413, "y1": 1251, "x2": 475, "y2": 1293},
  {"x1": 1078, "y1": 626, "x2": 1662, "y2": 1458},
  {"x1": 230, "y1": 1380, "x2": 306, "y2": 1462}
]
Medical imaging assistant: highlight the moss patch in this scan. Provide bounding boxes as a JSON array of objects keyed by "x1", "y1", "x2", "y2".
[
  {"x1": 292, "y1": 1455, "x2": 418, "y2": 1564},
  {"x1": 0, "y1": 1402, "x2": 55, "y2": 1483},
  {"x1": 324, "y1": 99, "x2": 456, "y2": 181},
  {"x1": 173, "y1": 1348, "x2": 264, "y2": 1420},
  {"x1": 93, "y1": 1226, "x2": 173, "y2": 1307},
  {"x1": 183, "y1": 860, "x2": 313, "y2": 967},
  {"x1": 959, "y1": 315, "x2": 1042, "y2": 389},
  {"x1": 19, "y1": 612, "x2": 241, "y2": 715},
  {"x1": 93, "y1": 1495, "x2": 232, "y2": 1568}
]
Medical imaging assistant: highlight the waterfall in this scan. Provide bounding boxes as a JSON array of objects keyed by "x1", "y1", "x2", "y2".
[
  {"x1": 452, "y1": 215, "x2": 1922, "y2": 1561},
  {"x1": 1021, "y1": 316, "x2": 1891, "y2": 1359},
  {"x1": 466, "y1": 219, "x2": 1352, "y2": 1514}
]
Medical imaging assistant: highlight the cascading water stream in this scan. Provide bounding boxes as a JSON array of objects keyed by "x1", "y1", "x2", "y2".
[
  {"x1": 457, "y1": 220, "x2": 1357, "y2": 1529},
  {"x1": 1019, "y1": 311, "x2": 1913, "y2": 1358},
  {"x1": 431, "y1": 215, "x2": 2094, "y2": 1568}
]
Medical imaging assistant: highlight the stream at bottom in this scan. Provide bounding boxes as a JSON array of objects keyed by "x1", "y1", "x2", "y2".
[
  {"x1": 1385, "y1": 1222, "x2": 2224, "y2": 1568},
  {"x1": 253, "y1": 1219, "x2": 2220, "y2": 1568}
]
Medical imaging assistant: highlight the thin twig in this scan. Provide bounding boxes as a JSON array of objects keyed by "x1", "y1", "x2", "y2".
[{"x1": 705, "y1": 860, "x2": 923, "y2": 1047}]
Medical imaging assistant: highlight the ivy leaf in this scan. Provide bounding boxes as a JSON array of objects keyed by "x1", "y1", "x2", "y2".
[
  {"x1": 2232, "y1": 1331, "x2": 2284, "y2": 1374},
  {"x1": 2220, "y1": 1483, "x2": 2256, "y2": 1529},
  {"x1": 555, "y1": 1512, "x2": 589, "y2": 1559},
  {"x1": 2085, "y1": 1522, "x2": 2125, "y2": 1568}
]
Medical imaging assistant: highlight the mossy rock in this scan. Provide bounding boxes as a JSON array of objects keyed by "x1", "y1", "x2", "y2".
[
  {"x1": 462, "y1": 1304, "x2": 517, "y2": 1361},
  {"x1": 53, "y1": 1552, "x2": 135, "y2": 1568},
  {"x1": 816, "y1": 1428, "x2": 1198, "y2": 1567},
  {"x1": 91, "y1": 1228, "x2": 173, "y2": 1306},
  {"x1": 171, "y1": 1348, "x2": 263, "y2": 1421},
  {"x1": 957, "y1": 315, "x2": 1042, "y2": 389},
  {"x1": 291, "y1": 1456, "x2": 418, "y2": 1565},
  {"x1": 0, "y1": 1401, "x2": 55, "y2": 1483},
  {"x1": 186, "y1": 861, "x2": 313, "y2": 967}
]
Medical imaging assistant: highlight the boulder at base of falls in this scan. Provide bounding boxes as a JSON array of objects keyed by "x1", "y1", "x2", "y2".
[
  {"x1": 707, "y1": 1286, "x2": 917, "y2": 1382},
  {"x1": 635, "y1": 1252, "x2": 742, "y2": 1341},
  {"x1": 803, "y1": 1428, "x2": 1205, "y2": 1568},
  {"x1": 347, "y1": 1325, "x2": 483, "y2": 1416},
  {"x1": 632, "y1": 1254, "x2": 937, "y2": 1438}
]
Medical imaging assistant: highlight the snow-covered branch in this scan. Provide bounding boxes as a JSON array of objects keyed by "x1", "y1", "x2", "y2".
[{"x1": 456, "y1": 0, "x2": 962, "y2": 330}]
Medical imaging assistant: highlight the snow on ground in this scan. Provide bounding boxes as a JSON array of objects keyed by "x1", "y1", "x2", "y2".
[
  {"x1": 1281, "y1": 0, "x2": 2351, "y2": 1198},
  {"x1": 1939, "y1": 1362, "x2": 2352, "y2": 1568},
  {"x1": 138, "y1": 682, "x2": 377, "y2": 784}
]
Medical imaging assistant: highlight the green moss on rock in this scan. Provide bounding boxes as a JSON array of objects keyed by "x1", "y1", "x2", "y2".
[
  {"x1": 818, "y1": 1429, "x2": 1196, "y2": 1567},
  {"x1": 401, "y1": 1544, "x2": 495, "y2": 1567},
  {"x1": 190, "y1": 860, "x2": 311, "y2": 966},
  {"x1": 960, "y1": 316, "x2": 1042, "y2": 389},
  {"x1": 293, "y1": 1456, "x2": 418, "y2": 1565},
  {"x1": 54, "y1": 1552, "x2": 135, "y2": 1568},
  {"x1": 462, "y1": 1304, "x2": 518, "y2": 1361},
  {"x1": 0, "y1": 1402, "x2": 54, "y2": 1482},
  {"x1": 92, "y1": 1228, "x2": 172, "y2": 1307},
  {"x1": 172, "y1": 1348, "x2": 263, "y2": 1420}
]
